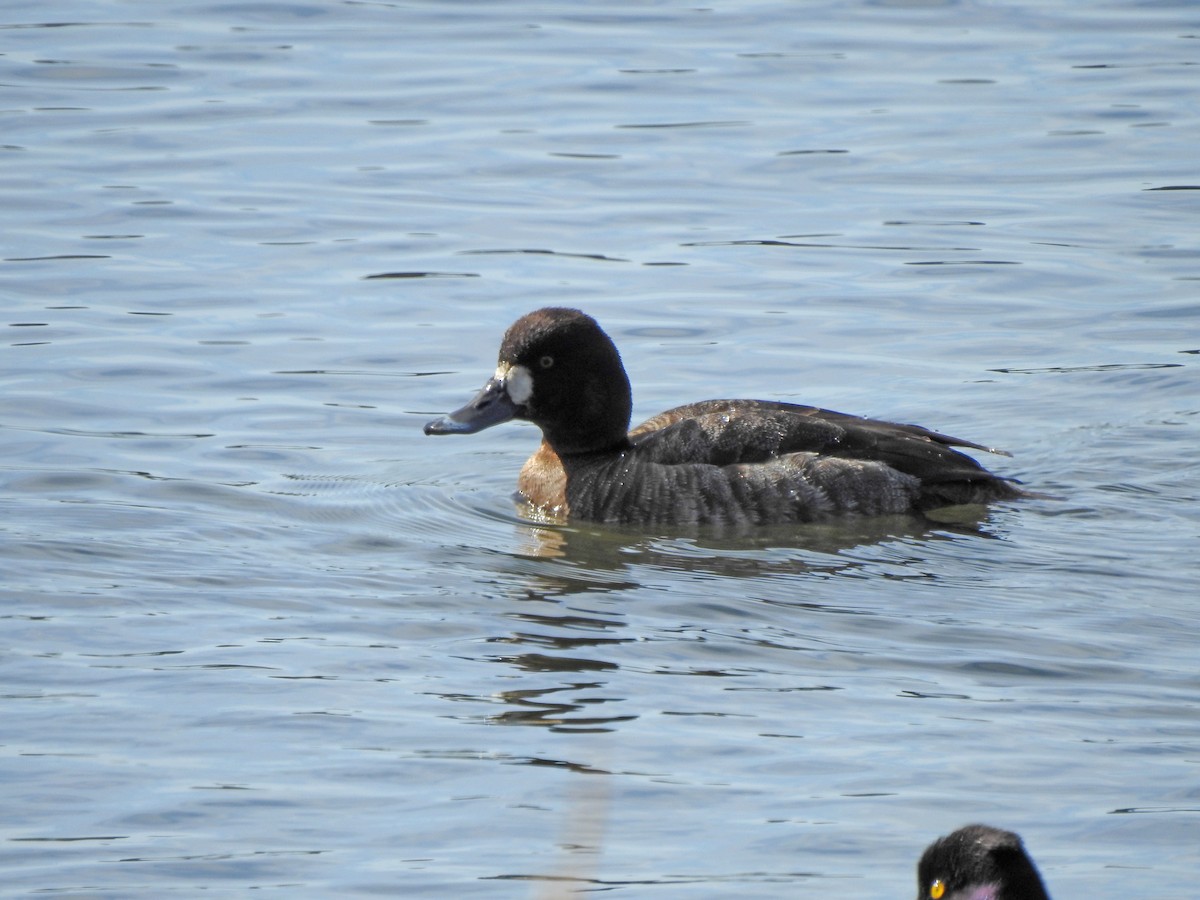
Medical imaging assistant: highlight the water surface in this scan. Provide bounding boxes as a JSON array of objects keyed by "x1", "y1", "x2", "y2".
[{"x1": 3, "y1": 2, "x2": 1198, "y2": 897}]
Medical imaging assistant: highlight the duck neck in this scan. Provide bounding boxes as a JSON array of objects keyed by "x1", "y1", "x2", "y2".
[
  {"x1": 544, "y1": 425, "x2": 632, "y2": 458},
  {"x1": 539, "y1": 366, "x2": 632, "y2": 457}
]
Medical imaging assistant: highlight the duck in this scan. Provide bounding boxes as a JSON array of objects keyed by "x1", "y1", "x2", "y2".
[
  {"x1": 917, "y1": 824, "x2": 1051, "y2": 900},
  {"x1": 423, "y1": 307, "x2": 1029, "y2": 526}
]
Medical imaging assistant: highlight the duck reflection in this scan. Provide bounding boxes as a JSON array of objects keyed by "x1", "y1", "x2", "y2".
[
  {"x1": 486, "y1": 682, "x2": 635, "y2": 732},
  {"x1": 512, "y1": 501, "x2": 1000, "y2": 577},
  {"x1": 442, "y1": 503, "x2": 1008, "y2": 734},
  {"x1": 481, "y1": 604, "x2": 633, "y2": 732}
]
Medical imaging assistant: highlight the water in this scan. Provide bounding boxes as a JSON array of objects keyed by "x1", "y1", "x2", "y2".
[{"x1": 2, "y1": 1, "x2": 1198, "y2": 896}]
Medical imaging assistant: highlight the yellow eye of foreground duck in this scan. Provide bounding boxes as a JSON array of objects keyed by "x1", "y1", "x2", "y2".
[{"x1": 930, "y1": 878, "x2": 945, "y2": 899}]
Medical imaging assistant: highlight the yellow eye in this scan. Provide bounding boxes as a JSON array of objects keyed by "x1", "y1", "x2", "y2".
[
  {"x1": 930, "y1": 879, "x2": 945, "y2": 900},
  {"x1": 539, "y1": 355, "x2": 554, "y2": 369}
]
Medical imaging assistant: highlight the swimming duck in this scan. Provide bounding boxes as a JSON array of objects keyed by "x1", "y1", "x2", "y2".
[
  {"x1": 917, "y1": 825, "x2": 1051, "y2": 900},
  {"x1": 424, "y1": 307, "x2": 1027, "y2": 526}
]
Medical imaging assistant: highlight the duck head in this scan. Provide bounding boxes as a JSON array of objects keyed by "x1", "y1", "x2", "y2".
[
  {"x1": 917, "y1": 825, "x2": 1050, "y2": 900},
  {"x1": 424, "y1": 307, "x2": 633, "y2": 456}
]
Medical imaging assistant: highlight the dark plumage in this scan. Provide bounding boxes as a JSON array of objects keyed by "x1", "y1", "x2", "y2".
[
  {"x1": 917, "y1": 825, "x2": 1051, "y2": 900},
  {"x1": 424, "y1": 307, "x2": 1029, "y2": 526}
]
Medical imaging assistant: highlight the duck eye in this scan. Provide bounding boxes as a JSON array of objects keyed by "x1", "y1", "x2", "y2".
[
  {"x1": 929, "y1": 879, "x2": 945, "y2": 900},
  {"x1": 539, "y1": 355, "x2": 554, "y2": 369}
]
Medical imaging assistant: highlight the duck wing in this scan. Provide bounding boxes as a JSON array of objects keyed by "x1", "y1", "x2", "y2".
[{"x1": 628, "y1": 399, "x2": 1022, "y2": 507}]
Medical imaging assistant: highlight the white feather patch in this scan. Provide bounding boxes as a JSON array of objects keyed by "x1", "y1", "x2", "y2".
[{"x1": 503, "y1": 364, "x2": 534, "y2": 405}]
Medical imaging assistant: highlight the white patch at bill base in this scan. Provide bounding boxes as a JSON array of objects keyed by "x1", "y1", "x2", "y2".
[{"x1": 501, "y1": 363, "x2": 534, "y2": 405}]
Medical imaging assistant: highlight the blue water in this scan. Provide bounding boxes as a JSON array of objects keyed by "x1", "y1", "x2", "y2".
[{"x1": 3, "y1": 2, "x2": 1198, "y2": 897}]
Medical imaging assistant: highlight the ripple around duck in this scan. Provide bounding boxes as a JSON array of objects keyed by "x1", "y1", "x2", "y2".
[
  {"x1": 336, "y1": 462, "x2": 1028, "y2": 589},
  {"x1": 263, "y1": 469, "x2": 531, "y2": 548}
]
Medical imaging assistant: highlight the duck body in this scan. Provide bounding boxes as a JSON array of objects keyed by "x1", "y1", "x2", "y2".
[
  {"x1": 424, "y1": 308, "x2": 1027, "y2": 527},
  {"x1": 917, "y1": 825, "x2": 1051, "y2": 900}
]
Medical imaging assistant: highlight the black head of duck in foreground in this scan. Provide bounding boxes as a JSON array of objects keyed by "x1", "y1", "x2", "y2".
[
  {"x1": 424, "y1": 307, "x2": 1029, "y2": 526},
  {"x1": 917, "y1": 825, "x2": 1051, "y2": 900}
]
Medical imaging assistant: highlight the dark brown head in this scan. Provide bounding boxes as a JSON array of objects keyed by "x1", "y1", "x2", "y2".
[
  {"x1": 917, "y1": 825, "x2": 1050, "y2": 900},
  {"x1": 424, "y1": 308, "x2": 633, "y2": 456}
]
